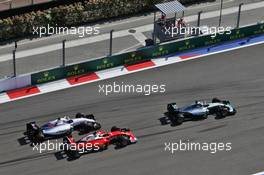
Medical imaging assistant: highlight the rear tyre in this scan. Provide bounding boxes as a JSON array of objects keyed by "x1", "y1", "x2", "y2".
[
  {"x1": 35, "y1": 131, "x2": 45, "y2": 143},
  {"x1": 75, "y1": 113, "x2": 85, "y2": 118},
  {"x1": 216, "y1": 107, "x2": 228, "y2": 118},
  {"x1": 78, "y1": 122, "x2": 93, "y2": 133},
  {"x1": 212, "y1": 98, "x2": 221, "y2": 103},
  {"x1": 111, "y1": 126, "x2": 120, "y2": 132},
  {"x1": 85, "y1": 114, "x2": 95, "y2": 120}
]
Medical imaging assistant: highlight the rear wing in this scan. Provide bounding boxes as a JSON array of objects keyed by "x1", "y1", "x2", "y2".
[
  {"x1": 167, "y1": 103, "x2": 179, "y2": 113},
  {"x1": 26, "y1": 122, "x2": 40, "y2": 132}
]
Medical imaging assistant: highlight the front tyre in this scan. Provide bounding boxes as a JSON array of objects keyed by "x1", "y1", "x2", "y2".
[
  {"x1": 99, "y1": 144, "x2": 108, "y2": 151},
  {"x1": 169, "y1": 113, "x2": 184, "y2": 126},
  {"x1": 65, "y1": 150, "x2": 80, "y2": 159},
  {"x1": 111, "y1": 126, "x2": 120, "y2": 132},
  {"x1": 216, "y1": 107, "x2": 228, "y2": 118},
  {"x1": 115, "y1": 136, "x2": 129, "y2": 148}
]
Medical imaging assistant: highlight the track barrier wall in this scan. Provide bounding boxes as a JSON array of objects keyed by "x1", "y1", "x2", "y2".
[{"x1": 0, "y1": 74, "x2": 31, "y2": 92}]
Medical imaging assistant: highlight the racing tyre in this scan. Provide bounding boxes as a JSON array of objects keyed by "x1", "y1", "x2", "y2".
[
  {"x1": 111, "y1": 126, "x2": 120, "y2": 132},
  {"x1": 99, "y1": 144, "x2": 108, "y2": 151},
  {"x1": 222, "y1": 109, "x2": 229, "y2": 117},
  {"x1": 85, "y1": 114, "x2": 95, "y2": 120},
  {"x1": 75, "y1": 112, "x2": 85, "y2": 118},
  {"x1": 35, "y1": 132, "x2": 45, "y2": 143},
  {"x1": 176, "y1": 114, "x2": 184, "y2": 125},
  {"x1": 216, "y1": 107, "x2": 228, "y2": 118},
  {"x1": 66, "y1": 150, "x2": 80, "y2": 159},
  {"x1": 212, "y1": 98, "x2": 221, "y2": 103},
  {"x1": 115, "y1": 136, "x2": 129, "y2": 148},
  {"x1": 79, "y1": 122, "x2": 93, "y2": 133}
]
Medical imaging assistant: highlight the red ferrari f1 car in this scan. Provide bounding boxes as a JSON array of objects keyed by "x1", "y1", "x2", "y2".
[{"x1": 61, "y1": 126, "x2": 137, "y2": 159}]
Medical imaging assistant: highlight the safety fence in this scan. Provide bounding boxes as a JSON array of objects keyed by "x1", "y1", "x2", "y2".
[
  {"x1": 0, "y1": 22, "x2": 263, "y2": 92},
  {"x1": 30, "y1": 22, "x2": 264, "y2": 85}
]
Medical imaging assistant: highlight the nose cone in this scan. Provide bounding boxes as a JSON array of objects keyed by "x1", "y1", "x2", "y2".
[{"x1": 130, "y1": 136, "x2": 138, "y2": 143}]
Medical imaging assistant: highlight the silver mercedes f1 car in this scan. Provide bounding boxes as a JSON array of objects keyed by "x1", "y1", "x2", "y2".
[
  {"x1": 25, "y1": 113, "x2": 101, "y2": 143},
  {"x1": 167, "y1": 98, "x2": 237, "y2": 125}
]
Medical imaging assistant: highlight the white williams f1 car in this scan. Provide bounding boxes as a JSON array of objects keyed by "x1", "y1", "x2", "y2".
[{"x1": 25, "y1": 113, "x2": 101, "y2": 143}]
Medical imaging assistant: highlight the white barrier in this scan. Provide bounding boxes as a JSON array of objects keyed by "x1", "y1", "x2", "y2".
[{"x1": 0, "y1": 75, "x2": 31, "y2": 92}]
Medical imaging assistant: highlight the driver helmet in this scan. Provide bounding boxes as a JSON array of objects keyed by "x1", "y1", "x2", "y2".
[
  {"x1": 63, "y1": 116, "x2": 70, "y2": 120},
  {"x1": 195, "y1": 101, "x2": 203, "y2": 105}
]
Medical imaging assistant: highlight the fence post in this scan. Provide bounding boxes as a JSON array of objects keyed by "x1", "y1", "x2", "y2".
[
  {"x1": 153, "y1": 12, "x2": 157, "y2": 45},
  {"x1": 62, "y1": 40, "x2": 66, "y2": 67},
  {"x1": 197, "y1": 11, "x2": 202, "y2": 27},
  {"x1": 9, "y1": 1, "x2": 12, "y2": 9},
  {"x1": 15, "y1": 41, "x2": 17, "y2": 49},
  {"x1": 218, "y1": 0, "x2": 223, "y2": 27},
  {"x1": 236, "y1": 3, "x2": 243, "y2": 28},
  {"x1": 12, "y1": 50, "x2": 17, "y2": 77},
  {"x1": 109, "y1": 30, "x2": 114, "y2": 56}
]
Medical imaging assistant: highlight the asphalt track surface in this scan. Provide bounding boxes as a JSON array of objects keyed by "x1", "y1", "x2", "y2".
[{"x1": 0, "y1": 44, "x2": 264, "y2": 175}]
